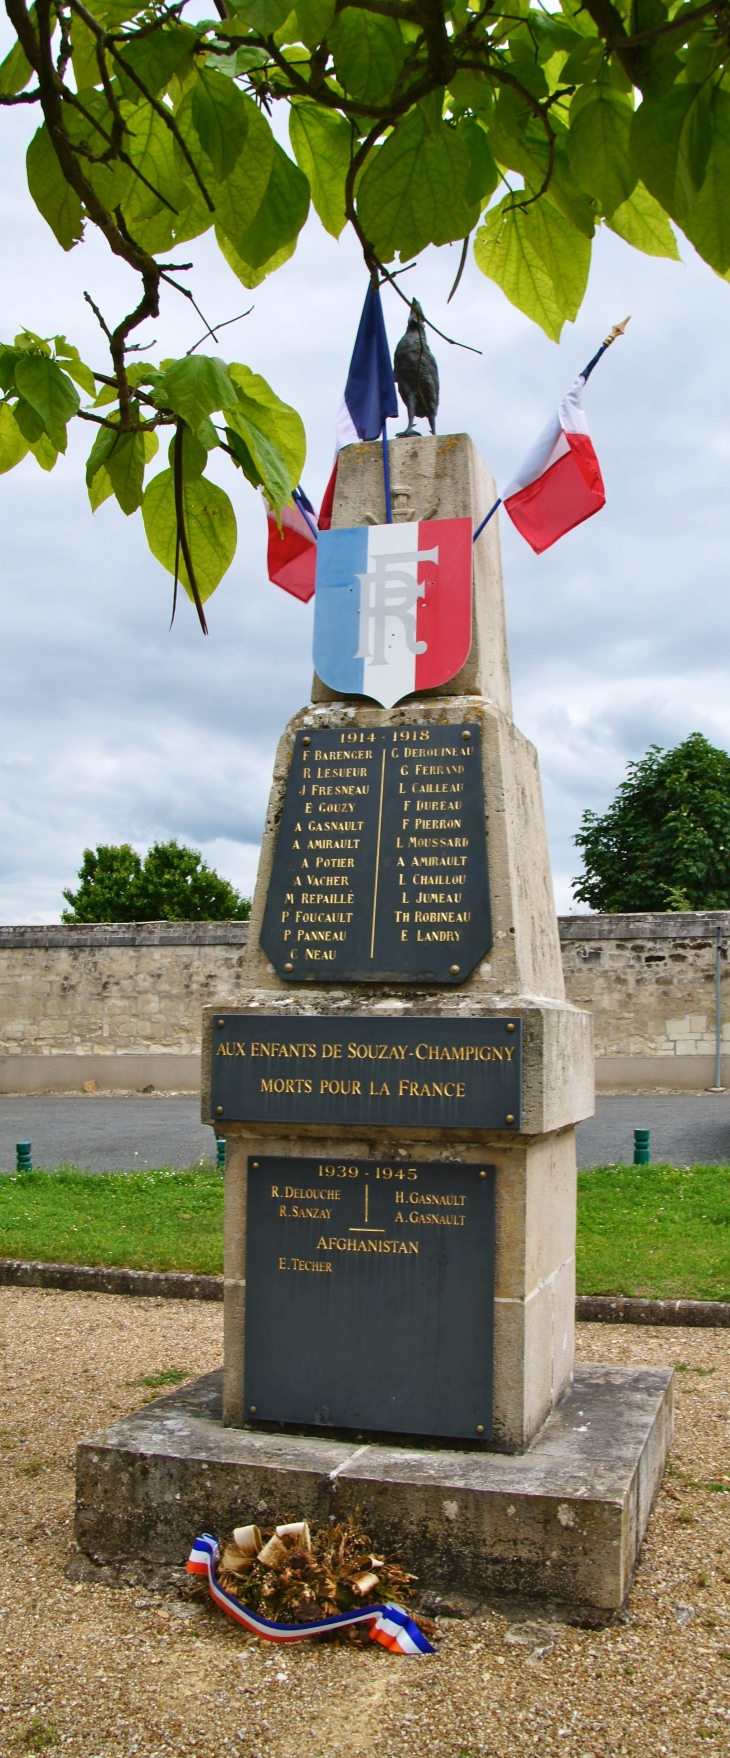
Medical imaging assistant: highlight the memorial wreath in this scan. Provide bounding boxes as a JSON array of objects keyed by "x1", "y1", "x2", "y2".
[{"x1": 187, "y1": 1513, "x2": 435, "y2": 1655}]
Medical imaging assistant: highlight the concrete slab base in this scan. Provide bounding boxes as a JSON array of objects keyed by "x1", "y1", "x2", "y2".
[{"x1": 75, "y1": 1363, "x2": 672, "y2": 1615}]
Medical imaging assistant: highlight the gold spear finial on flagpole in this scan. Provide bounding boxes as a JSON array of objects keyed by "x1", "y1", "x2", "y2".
[{"x1": 603, "y1": 316, "x2": 631, "y2": 347}]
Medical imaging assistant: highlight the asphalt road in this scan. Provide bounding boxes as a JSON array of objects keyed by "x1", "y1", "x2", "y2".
[
  {"x1": 0, "y1": 1096, "x2": 216, "y2": 1173},
  {"x1": 2, "y1": 1092, "x2": 730, "y2": 1173},
  {"x1": 577, "y1": 1092, "x2": 730, "y2": 1170}
]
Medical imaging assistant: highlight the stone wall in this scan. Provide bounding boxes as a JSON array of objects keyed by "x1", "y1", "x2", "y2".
[
  {"x1": 0, "y1": 924, "x2": 249, "y2": 1093},
  {"x1": 559, "y1": 912, "x2": 729, "y2": 1090},
  {"x1": 1, "y1": 914, "x2": 727, "y2": 1092}
]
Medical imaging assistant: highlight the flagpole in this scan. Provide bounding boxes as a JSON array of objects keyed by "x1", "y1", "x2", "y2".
[
  {"x1": 292, "y1": 485, "x2": 319, "y2": 540},
  {"x1": 472, "y1": 498, "x2": 501, "y2": 544},
  {"x1": 382, "y1": 422, "x2": 393, "y2": 523},
  {"x1": 579, "y1": 316, "x2": 630, "y2": 384}
]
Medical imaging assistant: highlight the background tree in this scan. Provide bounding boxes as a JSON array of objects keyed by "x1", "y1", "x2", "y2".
[
  {"x1": 573, "y1": 733, "x2": 730, "y2": 913},
  {"x1": 0, "y1": 0, "x2": 728, "y2": 622},
  {"x1": 62, "y1": 839, "x2": 251, "y2": 920}
]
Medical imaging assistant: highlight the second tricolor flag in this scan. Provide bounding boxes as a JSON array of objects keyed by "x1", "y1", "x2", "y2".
[{"x1": 502, "y1": 376, "x2": 606, "y2": 554}]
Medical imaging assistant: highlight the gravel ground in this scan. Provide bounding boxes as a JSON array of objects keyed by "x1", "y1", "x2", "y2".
[{"x1": 0, "y1": 1292, "x2": 728, "y2": 1757}]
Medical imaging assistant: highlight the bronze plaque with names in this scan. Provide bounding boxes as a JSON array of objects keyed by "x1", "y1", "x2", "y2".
[
  {"x1": 243, "y1": 1155, "x2": 496, "y2": 1440},
  {"x1": 260, "y1": 722, "x2": 492, "y2": 983}
]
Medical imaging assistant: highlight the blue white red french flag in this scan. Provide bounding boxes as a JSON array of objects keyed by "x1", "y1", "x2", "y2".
[
  {"x1": 266, "y1": 490, "x2": 317, "y2": 603},
  {"x1": 313, "y1": 517, "x2": 472, "y2": 709},
  {"x1": 320, "y1": 283, "x2": 398, "y2": 530},
  {"x1": 502, "y1": 377, "x2": 605, "y2": 554}
]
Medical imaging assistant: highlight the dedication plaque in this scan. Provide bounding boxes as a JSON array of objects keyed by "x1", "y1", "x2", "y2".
[
  {"x1": 260, "y1": 722, "x2": 491, "y2": 983},
  {"x1": 243, "y1": 1156, "x2": 495, "y2": 1439},
  {"x1": 212, "y1": 1013, "x2": 522, "y2": 1131}
]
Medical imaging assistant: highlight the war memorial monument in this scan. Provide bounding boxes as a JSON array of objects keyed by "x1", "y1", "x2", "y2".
[{"x1": 75, "y1": 431, "x2": 674, "y2": 1616}]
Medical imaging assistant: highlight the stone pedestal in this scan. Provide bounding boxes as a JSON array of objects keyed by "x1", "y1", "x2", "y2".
[
  {"x1": 202, "y1": 434, "x2": 594, "y2": 1454},
  {"x1": 74, "y1": 1364, "x2": 674, "y2": 1616}
]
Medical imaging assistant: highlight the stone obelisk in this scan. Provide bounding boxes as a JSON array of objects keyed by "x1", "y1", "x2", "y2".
[{"x1": 204, "y1": 432, "x2": 594, "y2": 1452}]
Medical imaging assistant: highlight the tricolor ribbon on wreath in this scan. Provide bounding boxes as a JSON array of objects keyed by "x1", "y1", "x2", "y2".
[{"x1": 186, "y1": 1534, "x2": 435, "y2": 1655}]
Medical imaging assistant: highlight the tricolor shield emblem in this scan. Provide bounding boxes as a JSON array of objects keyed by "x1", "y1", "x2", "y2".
[{"x1": 313, "y1": 517, "x2": 472, "y2": 709}]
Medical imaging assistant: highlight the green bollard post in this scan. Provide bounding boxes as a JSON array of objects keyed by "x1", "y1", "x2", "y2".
[
  {"x1": 216, "y1": 1136, "x2": 226, "y2": 1173},
  {"x1": 16, "y1": 1141, "x2": 32, "y2": 1172},
  {"x1": 633, "y1": 1128, "x2": 650, "y2": 1165}
]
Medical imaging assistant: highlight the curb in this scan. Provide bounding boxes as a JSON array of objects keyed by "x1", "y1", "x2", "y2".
[
  {"x1": 0, "y1": 1258, "x2": 223, "y2": 1301},
  {"x1": 0, "y1": 1261, "x2": 728, "y2": 1325},
  {"x1": 576, "y1": 1294, "x2": 730, "y2": 1328}
]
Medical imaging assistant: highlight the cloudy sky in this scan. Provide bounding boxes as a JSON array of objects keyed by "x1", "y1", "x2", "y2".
[{"x1": 2, "y1": 35, "x2": 730, "y2": 922}]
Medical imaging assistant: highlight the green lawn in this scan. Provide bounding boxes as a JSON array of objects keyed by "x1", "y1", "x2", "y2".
[
  {"x1": 577, "y1": 1163, "x2": 730, "y2": 1302},
  {"x1": 0, "y1": 1166, "x2": 224, "y2": 1274},
  {"x1": 0, "y1": 1162, "x2": 728, "y2": 1301}
]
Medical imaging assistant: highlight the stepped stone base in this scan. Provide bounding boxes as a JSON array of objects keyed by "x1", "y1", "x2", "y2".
[{"x1": 74, "y1": 1363, "x2": 673, "y2": 1615}]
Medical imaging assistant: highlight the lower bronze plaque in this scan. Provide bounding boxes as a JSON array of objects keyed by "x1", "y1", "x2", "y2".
[{"x1": 243, "y1": 1156, "x2": 495, "y2": 1440}]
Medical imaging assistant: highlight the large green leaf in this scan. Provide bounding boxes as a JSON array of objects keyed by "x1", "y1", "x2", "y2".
[
  {"x1": 167, "y1": 426, "x2": 208, "y2": 481},
  {"x1": 54, "y1": 339, "x2": 97, "y2": 400},
  {"x1": 95, "y1": 0, "x2": 144, "y2": 24},
  {"x1": 210, "y1": 97, "x2": 276, "y2": 250},
  {"x1": 224, "y1": 140, "x2": 309, "y2": 272},
  {"x1": 474, "y1": 195, "x2": 590, "y2": 340},
  {"x1": 14, "y1": 354, "x2": 79, "y2": 450},
  {"x1": 0, "y1": 31, "x2": 33, "y2": 96},
  {"x1": 215, "y1": 225, "x2": 297, "y2": 288},
  {"x1": 0, "y1": 405, "x2": 29, "y2": 474},
  {"x1": 65, "y1": 90, "x2": 133, "y2": 214},
  {"x1": 607, "y1": 181, "x2": 680, "y2": 258},
  {"x1": 631, "y1": 83, "x2": 713, "y2": 222},
  {"x1": 475, "y1": 205, "x2": 562, "y2": 337},
  {"x1": 289, "y1": 100, "x2": 350, "y2": 238},
  {"x1": 28, "y1": 432, "x2": 59, "y2": 472},
  {"x1": 567, "y1": 89, "x2": 636, "y2": 215},
  {"x1": 87, "y1": 426, "x2": 158, "y2": 511},
  {"x1": 489, "y1": 98, "x2": 597, "y2": 239},
  {"x1": 26, "y1": 126, "x2": 84, "y2": 252},
  {"x1": 226, "y1": 0, "x2": 292, "y2": 29},
  {"x1": 0, "y1": 349, "x2": 19, "y2": 393},
  {"x1": 86, "y1": 421, "x2": 117, "y2": 486},
  {"x1": 488, "y1": 83, "x2": 533, "y2": 172},
  {"x1": 546, "y1": 141, "x2": 599, "y2": 240},
  {"x1": 357, "y1": 106, "x2": 478, "y2": 261},
  {"x1": 461, "y1": 118, "x2": 499, "y2": 208},
  {"x1": 224, "y1": 424, "x2": 265, "y2": 489},
  {"x1": 13, "y1": 397, "x2": 46, "y2": 444},
  {"x1": 294, "y1": 0, "x2": 336, "y2": 50},
  {"x1": 522, "y1": 198, "x2": 591, "y2": 324},
  {"x1": 329, "y1": 11, "x2": 408, "y2": 107},
  {"x1": 70, "y1": 15, "x2": 101, "y2": 92},
  {"x1": 120, "y1": 100, "x2": 198, "y2": 254},
  {"x1": 225, "y1": 408, "x2": 291, "y2": 512},
  {"x1": 104, "y1": 430, "x2": 148, "y2": 514},
  {"x1": 89, "y1": 467, "x2": 114, "y2": 510},
  {"x1": 155, "y1": 356, "x2": 239, "y2": 430},
  {"x1": 189, "y1": 68, "x2": 251, "y2": 182},
  {"x1": 116, "y1": 24, "x2": 198, "y2": 99},
  {"x1": 228, "y1": 363, "x2": 305, "y2": 485},
  {"x1": 680, "y1": 89, "x2": 730, "y2": 273},
  {"x1": 142, "y1": 469, "x2": 237, "y2": 602}
]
